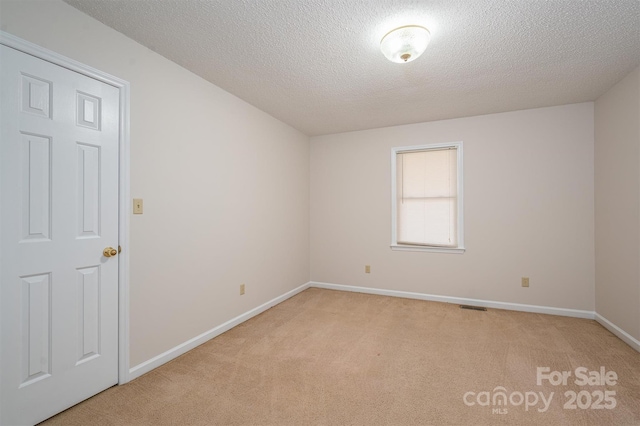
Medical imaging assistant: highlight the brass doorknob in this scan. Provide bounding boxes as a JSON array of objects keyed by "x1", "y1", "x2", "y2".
[{"x1": 103, "y1": 247, "x2": 118, "y2": 257}]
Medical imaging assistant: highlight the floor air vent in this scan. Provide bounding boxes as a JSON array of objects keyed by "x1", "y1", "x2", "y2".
[{"x1": 460, "y1": 305, "x2": 487, "y2": 311}]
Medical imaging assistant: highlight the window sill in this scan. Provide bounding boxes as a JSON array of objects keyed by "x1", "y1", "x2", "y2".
[{"x1": 390, "y1": 244, "x2": 466, "y2": 254}]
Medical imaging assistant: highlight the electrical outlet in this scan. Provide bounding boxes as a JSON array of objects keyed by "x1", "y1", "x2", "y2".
[
  {"x1": 240, "y1": 284, "x2": 245, "y2": 295},
  {"x1": 522, "y1": 277, "x2": 529, "y2": 288},
  {"x1": 365, "y1": 265, "x2": 371, "y2": 274}
]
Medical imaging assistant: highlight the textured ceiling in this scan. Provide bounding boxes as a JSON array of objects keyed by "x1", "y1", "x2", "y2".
[{"x1": 64, "y1": 0, "x2": 640, "y2": 136}]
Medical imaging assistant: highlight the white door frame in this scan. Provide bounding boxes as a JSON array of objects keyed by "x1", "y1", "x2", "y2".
[{"x1": 0, "y1": 31, "x2": 131, "y2": 385}]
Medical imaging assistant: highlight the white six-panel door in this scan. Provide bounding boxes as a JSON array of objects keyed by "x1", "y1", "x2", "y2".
[{"x1": 0, "y1": 44, "x2": 120, "y2": 425}]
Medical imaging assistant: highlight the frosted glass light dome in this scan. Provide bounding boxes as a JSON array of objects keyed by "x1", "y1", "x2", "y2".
[{"x1": 380, "y1": 25, "x2": 431, "y2": 63}]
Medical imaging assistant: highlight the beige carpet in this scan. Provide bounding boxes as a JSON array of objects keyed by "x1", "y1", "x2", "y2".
[{"x1": 42, "y1": 288, "x2": 640, "y2": 425}]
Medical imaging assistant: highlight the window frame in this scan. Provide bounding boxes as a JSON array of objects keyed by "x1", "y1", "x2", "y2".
[{"x1": 391, "y1": 141, "x2": 465, "y2": 254}]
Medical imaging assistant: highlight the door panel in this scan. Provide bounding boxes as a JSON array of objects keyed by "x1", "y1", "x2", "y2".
[{"x1": 1, "y1": 44, "x2": 120, "y2": 426}]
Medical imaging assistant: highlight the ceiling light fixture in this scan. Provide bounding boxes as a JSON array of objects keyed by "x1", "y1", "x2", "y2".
[{"x1": 380, "y1": 25, "x2": 430, "y2": 64}]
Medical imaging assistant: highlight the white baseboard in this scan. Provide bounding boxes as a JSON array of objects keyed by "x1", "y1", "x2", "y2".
[
  {"x1": 128, "y1": 282, "x2": 310, "y2": 381},
  {"x1": 595, "y1": 313, "x2": 640, "y2": 352},
  {"x1": 309, "y1": 281, "x2": 595, "y2": 319},
  {"x1": 311, "y1": 282, "x2": 640, "y2": 353},
  {"x1": 129, "y1": 281, "x2": 640, "y2": 381}
]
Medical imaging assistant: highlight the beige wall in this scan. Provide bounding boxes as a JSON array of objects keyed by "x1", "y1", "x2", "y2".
[
  {"x1": 311, "y1": 103, "x2": 595, "y2": 311},
  {"x1": 595, "y1": 66, "x2": 640, "y2": 341},
  {"x1": 0, "y1": 0, "x2": 310, "y2": 366}
]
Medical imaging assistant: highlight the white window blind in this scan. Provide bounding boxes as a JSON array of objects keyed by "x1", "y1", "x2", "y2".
[{"x1": 396, "y1": 147, "x2": 458, "y2": 247}]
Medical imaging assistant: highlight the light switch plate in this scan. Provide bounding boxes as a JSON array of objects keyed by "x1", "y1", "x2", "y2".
[{"x1": 133, "y1": 198, "x2": 143, "y2": 214}]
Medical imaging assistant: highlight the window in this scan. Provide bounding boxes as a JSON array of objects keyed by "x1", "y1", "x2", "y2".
[{"x1": 391, "y1": 142, "x2": 464, "y2": 253}]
